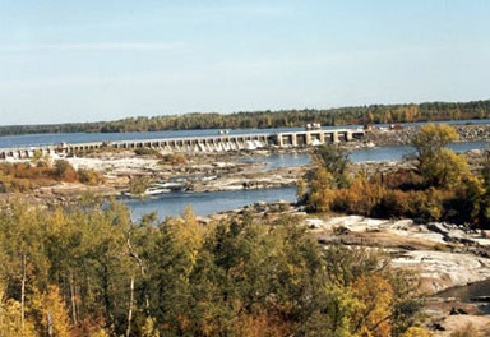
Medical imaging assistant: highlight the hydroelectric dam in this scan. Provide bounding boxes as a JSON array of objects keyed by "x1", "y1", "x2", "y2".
[{"x1": 0, "y1": 129, "x2": 364, "y2": 160}]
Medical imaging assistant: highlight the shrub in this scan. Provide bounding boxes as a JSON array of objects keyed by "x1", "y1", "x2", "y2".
[
  {"x1": 134, "y1": 148, "x2": 162, "y2": 157},
  {"x1": 159, "y1": 153, "x2": 186, "y2": 166},
  {"x1": 129, "y1": 176, "x2": 151, "y2": 197},
  {"x1": 78, "y1": 169, "x2": 105, "y2": 185}
]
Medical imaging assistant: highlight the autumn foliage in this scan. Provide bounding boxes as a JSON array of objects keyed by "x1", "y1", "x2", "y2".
[
  {"x1": 307, "y1": 125, "x2": 490, "y2": 226},
  {"x1": 0, "y1": 201, "x2": 424, "y2": 336},
  {"x1": 0, "y1": 161, "x2": 104, "y2": 192}
]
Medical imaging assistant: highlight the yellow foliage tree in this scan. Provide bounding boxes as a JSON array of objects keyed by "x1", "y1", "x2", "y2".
[
  {"x1": 309, "y1": 168, "x2": 336, "y2": 212},
  {"x1": 141, "y1": 317, "x2": 161, "y2": 337},
  {"x1": 411, "y1": 124, "x2": 469, "y2": 188},
  {"x1": 421, "y1": 148, "x2": 470, "y2": 188},
  {"x1": 411, "y1": 124, "x2": 459, "y2": 158},
  {"x1": 31, "y1": 285, "x2": 72, "y2": 337},
  {"x1": 171, "y1": 206, "x2": 207, "y2": 273},
  {"x1": 0, "y1": 298, "x2": 37, "y2": 336},
  {"x1": 351, "y1": 275, "x2": 394, "y2": 337},
  {"x1": 402, "y1": 327, "x2": 433, "y2": 337},
  {"x1": 235, "y1": 312, "x2": 289, "y2": 337}
]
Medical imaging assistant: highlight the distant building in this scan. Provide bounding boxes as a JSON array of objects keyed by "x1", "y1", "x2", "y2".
[
  {"x1": 305, "y1": 123, "x2": 321, "y2": 130},
  {"x1": 364, "y1": 123, "x2": 376, "y2": 132}
]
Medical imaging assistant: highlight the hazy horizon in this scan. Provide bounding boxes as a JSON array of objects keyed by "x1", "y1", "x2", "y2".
[{"x1": 1, "y1": 0, "x2": 489, "y2": 125}]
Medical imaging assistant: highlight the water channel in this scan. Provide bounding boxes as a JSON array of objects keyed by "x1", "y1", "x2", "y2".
[{"x1": 125, "y1": 187, "x2": 298, "y2": 220}]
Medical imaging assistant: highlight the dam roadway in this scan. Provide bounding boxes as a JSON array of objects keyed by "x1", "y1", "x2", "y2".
[{"x1": 0, "y1": 129, "x2": 364, "y2": 160}]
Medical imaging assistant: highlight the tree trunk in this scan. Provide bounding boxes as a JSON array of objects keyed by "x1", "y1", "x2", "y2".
[
  {"x1": 126, "y1": 277, "x2": 134, "y2": 337},
  {"x1": 47, "y1": 311, "x2": 52, "y2": 337},
  {"x1": 69, "y1": 271, "x2": 78, "y2": 325},
  {"x1": 21, "y1": 252, "x2": 26, "y2": 333},
  {"x1": 127, "y1": 236, "x2": 151, "y2": 317}
]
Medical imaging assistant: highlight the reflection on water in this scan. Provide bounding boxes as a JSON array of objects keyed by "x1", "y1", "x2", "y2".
[{"x1": 124, "y1": 187, "x2": 297, "y2": 220}]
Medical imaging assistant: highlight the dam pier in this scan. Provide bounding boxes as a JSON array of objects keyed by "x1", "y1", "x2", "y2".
[{"x1": 0, "y1": 129, "x2": 364, "y2": 160}]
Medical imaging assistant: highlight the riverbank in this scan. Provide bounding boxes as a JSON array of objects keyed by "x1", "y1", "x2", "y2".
[
  {"x1": 2, "y1": 143, "x2": 489, "y2": 209},
  {"x1": 0, "y1": 148, "x2": 312, "y2": 208},
  {"x1": 366, "y1": 123, "x2": 490, "y2": 147}
]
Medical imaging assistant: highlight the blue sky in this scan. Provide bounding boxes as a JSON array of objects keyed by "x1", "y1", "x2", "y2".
[{"x1": 1, "y1": 0, "x2": 489, "y2": 125}]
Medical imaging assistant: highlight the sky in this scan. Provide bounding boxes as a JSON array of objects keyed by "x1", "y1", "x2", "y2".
[{"x1": 0, "y1": 0, "x2": 489, "y2": 125}]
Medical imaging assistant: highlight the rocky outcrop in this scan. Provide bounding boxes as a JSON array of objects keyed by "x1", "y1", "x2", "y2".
[
  {"x1": 299, "y1": 215, "x2": 490, "y2": 294},
  {"x1": 391, "y1": 250, "x2": 490, "y2": 293}
]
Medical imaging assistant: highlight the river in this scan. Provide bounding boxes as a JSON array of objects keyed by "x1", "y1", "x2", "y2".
[
  {"x1": 349, "y1": 141, "x2": 489, "y2": 162},
  {"x1": 239, "y1": 152, "x2": 312, "y2": 171},
  {"x1": 125, "y1": 142, "x2": 488, "y2": 219},
  {"x1": 249, "y1": 141, "x2": 489, "y2": 169},
  {"x1": 124, "y1": 141, "x2": 488, "y2": 220},
  {"x1": 2, "y1": 123, "x2": 486, "y2": 219},
  {"x1": 125, "y1": 187, "x2": 298, "y2": 220}
]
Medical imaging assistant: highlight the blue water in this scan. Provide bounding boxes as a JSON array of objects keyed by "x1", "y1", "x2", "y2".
[
  {"x1": 240, "y1": 152, "x2": 312, "y2": 171},
  {"x1": 253, "y1": 141, "x2": 489, "y2": 167},
  {"x1": 349, "y1": 146, "x2": 414, "y2": 162},
  {"x1": 448, "y1": 142, "x2": 490, "y2": 153},
  {"x1": 1, "y1": 119, "x2": 488, "y2": 148},
  {"x1": 124, "y1": 187, "x2": 297, "y2": 220},
  {"x1": 349, "y1": 141, "x2": 489, "y2": 162}
]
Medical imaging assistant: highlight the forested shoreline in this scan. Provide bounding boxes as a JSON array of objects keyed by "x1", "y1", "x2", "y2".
[{"x1": 1, "y1": 100, "x2": 489, "y2": 136}]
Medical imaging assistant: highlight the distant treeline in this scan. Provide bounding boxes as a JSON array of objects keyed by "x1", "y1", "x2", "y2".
[{"x1": 2, "y1": 99, "x2": 490, "y2": 136}]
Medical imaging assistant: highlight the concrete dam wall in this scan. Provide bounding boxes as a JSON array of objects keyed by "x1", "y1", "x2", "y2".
[{"x1": 0, "y1": 129, "x2": 364, "y2": 160}]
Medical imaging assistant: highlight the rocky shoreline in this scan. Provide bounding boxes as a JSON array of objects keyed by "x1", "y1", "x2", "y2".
[
  {"x1": 2, "y1": 143, "x2": 489, "y2": 209},
  {"x1": 366, "y1": 123, "x2": 490, "y2": 147}
]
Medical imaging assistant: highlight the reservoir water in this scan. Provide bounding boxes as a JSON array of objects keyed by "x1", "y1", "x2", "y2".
[
  {"x1": 0, "y1": 127, "x2": 303, "y2": 148},
  {"x1": 1, "y1": 118, "x2": 489, "y2": 148}
]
